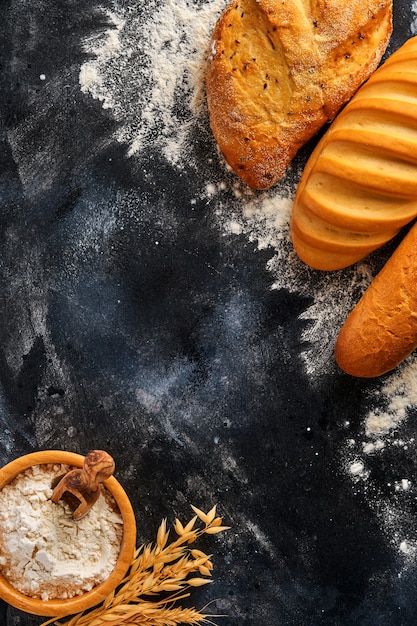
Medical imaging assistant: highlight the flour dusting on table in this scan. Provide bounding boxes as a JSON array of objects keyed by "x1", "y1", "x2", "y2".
[
  {"x1": 78, "y1": 0, "x2": 417, "y2": 563},
  {"x1": 79, "y1": 0, "x2": 225, "y2": 167},
  {"x1": 411, "y1": 1, "x2": 417, "y2": 34}
]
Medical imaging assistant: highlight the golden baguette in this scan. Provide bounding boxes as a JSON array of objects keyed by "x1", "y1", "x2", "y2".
[
  {"x1": 291, "y1": 36, "x2": 417, "y2": 270},
  {"x1": 206, "y1": 0, "x2": 392, "y2": 190},
  {"x1": 335, "y1": 222, "x2": 417, "y2": 378}
]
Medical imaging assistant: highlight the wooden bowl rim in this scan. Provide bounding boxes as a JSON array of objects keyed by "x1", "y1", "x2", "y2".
[{"x1": 0, "y1": 450, "x2": 137, "y2": 617}]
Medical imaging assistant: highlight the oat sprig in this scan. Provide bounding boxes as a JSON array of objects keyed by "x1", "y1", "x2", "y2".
[{"x1": 42, "y1": 505, "x2": 229, "y2": 626}]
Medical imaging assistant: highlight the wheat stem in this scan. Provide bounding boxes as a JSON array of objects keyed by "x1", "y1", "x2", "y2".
[{"x1": 42, "y1": 506, "x2": 228, "y2": 626}]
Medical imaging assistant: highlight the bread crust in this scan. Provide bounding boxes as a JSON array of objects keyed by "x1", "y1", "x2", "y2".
[
  {"x1": 206, "y1": 0, "x2": 392, "y2": 190},
  {"x1": 291, "y1": 36, "x2": 417, "y2": 270},
  {"x1": 335, "y1": 222, "x2": 417, "y2": 378}
]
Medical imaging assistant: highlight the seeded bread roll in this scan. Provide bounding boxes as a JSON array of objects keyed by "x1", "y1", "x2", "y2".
[
  {"x1": 335, "y1": 222, "x2": 417, "y2": 378},
  {"x1": 291, "y1": 36, "x2": 417, "y2": 270},
  {"x1": 206, "y1": 0, "x2": 392, "y2": 190}
]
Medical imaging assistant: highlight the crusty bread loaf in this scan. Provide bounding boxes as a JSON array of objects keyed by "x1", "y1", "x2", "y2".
[
  {"x1": 206, "y1": 0, "x2": 392, "y2": 190},
  {"x1": 291, "y1": 36, "x2": 417, "y2": 270},
  {"x1": 335, "y1": 221, "x2": 417, "y2": 378}
]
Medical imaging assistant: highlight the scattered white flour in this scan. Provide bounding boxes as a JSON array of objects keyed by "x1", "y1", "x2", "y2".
[
  {"x1": 78, "y1": 0, "x2": 404, "y2": 383},
  {"x1": 78, "y1": 0, "x2": 417, "y2": 427},
  {"x1": 365, "y1": 360, "x2": 417, "y2": 436},
  {"x1": 362, "y1": 439, "x2": 385, "y2": 455},
  {"x1": 411, "y1": 1, "x2": 417, "y2": 34},
  {"x1": 245, "y1": 520, "x2": 277, "y2": 557},
  {"x1": 78, "y1": 1, "x2": 417, "y2": 563},
  {"x1": 0, "y1": 464, "x2": 123, "y2": 601},
  {"x1": 341, "y1": 357, "x2": 417, "y2": 556},
  {"x1": 79, "y1": 1, "x2": 226, "y2": 165},
  {"x1": 349, "y1": 460, "x2": 366, "y2": 477},
  {"x1": 79, "y1": 0, "x2": 417, "y2": 405}
]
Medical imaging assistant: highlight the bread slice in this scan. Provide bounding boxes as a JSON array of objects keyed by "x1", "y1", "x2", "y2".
[
  {"x1": 335, "y1": 221, "x2": 417, "y2": 378},
  {"x1": 206, "y1": 0, "x2": 392, "y2": 190},
  {"x1": 291, "y1": 36, "x2": 417, "y2": 270}
]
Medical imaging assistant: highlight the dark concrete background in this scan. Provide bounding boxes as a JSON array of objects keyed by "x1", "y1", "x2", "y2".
[{"x1": 0, "y1": 1, "x2": 416, "y2": 624}]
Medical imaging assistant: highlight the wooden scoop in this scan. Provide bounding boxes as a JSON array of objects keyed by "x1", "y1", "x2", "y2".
[{"x1": 51, "y1": 450, "x2": 115, "y2": 520}]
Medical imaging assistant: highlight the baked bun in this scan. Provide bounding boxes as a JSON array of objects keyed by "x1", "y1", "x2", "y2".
[
  {"x1": 291, "y1": 36, "x2": 417, "y2": 270},
  {"x1": 206, "y1": 0, "x2": 392, "y2": 190},
  {"x1": 335, "y1": 221, "x2": 417, "y2": 378}
]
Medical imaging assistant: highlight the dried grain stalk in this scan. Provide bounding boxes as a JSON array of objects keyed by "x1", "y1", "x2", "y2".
[{"x1": 42, "y1": 506, "x2": 229, "y2": 626}]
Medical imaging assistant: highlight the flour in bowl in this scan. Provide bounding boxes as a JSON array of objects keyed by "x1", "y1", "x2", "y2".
[{"x1": 0, "y1": 464, "x2": 123, "y2": 601}]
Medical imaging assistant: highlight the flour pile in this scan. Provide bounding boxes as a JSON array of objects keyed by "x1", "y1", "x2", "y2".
[{"x1": 0, "y1": 464, "x2": 123, "y2": 600}]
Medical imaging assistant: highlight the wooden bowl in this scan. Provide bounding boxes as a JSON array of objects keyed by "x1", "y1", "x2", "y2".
[{"x1": 0, "y1": 450, "x2": 137, "y2": 617}]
